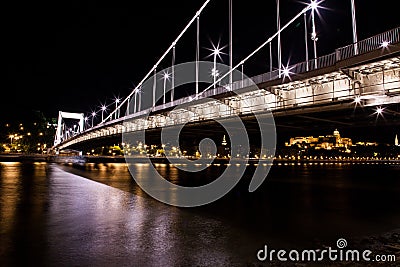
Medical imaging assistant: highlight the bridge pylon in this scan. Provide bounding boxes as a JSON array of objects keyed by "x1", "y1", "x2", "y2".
[{"x1": 54, "y1": 111, "x2": 85, "y2": 147}]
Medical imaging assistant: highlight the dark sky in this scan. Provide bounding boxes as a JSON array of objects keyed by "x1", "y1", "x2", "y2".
[{"x1": 3, "y1": 0, "x2": 399, "y2": 121}]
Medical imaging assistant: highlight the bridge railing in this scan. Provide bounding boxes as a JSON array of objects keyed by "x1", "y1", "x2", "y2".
[
  {"x1": 238, "y1": 27, "x2": 399, "y2": 88},
  {"x1": 336, "y1": 27, "x2": 400, "y2": 60}
]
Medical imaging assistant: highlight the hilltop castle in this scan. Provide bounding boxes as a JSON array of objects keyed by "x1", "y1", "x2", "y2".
[{"x1": 286, "y1": 129, "x2": 352, "y2": 151}]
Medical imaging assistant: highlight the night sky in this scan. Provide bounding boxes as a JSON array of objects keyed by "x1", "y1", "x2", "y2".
[{"x1": 3, "y1": 0, "x2": 399, "y2": 122}]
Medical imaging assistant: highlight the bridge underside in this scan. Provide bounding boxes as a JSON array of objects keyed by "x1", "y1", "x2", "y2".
[{"x1": 64, "y1": 100, "x2": 400, "y2": 152}]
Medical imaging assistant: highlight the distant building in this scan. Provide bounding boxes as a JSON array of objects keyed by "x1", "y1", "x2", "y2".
[
  {"x1": 355, "y1": 141, "x2": 378, "y2": 146},
  {"x1": 396, "y1": 134, "x2": 399, "y2": 146},
  {"x1": 221, "y1": 135, "x2": 227, "y2": 146},
  {"x1": 287, "y1": 129, "x2": 352, "y2": 150}
]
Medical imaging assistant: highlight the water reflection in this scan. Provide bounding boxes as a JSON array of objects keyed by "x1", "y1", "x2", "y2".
[
  {"x1": 1, "y1": 162, "x2": 399, "y2": 266},
  {"x1": 58, "y1": 162, "x2": 400, "y2": 245},
  {"x1": 45, "y1": 165, "x2": 250, "y2": 266},
  {"x1": 0, "y1": 162, "x2": 49, "y2": 266}
]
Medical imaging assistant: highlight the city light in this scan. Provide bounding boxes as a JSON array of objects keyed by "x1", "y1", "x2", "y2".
[
  {"x1": 381, "y1": 41, "x2": 390, "y2": 48},
  {"x1": 282, "y1": 65, "x2": 292, "y2": 79},
  {"x1": 163, "y1": 72, "x2": 170, "y2": 80},
  {"x1": 280, "y1": 63, "x2": 294, "y2": 81},
  {"x1": 310, "y1": 0, "x2": 318, "y2": 10}
]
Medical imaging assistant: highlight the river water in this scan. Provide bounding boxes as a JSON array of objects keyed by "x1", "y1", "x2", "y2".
[{"x1": 0, "y1": 161, "x2": 399, "y2": 266}]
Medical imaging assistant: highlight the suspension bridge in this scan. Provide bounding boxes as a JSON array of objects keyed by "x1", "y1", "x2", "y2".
[{"x1": 52, "y1": 0, "x2": 400, "y2": 153}]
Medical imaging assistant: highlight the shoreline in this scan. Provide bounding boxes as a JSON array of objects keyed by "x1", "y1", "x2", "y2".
[{"x1": 1, "y1": 153, "x2": 400, "y2": 165}]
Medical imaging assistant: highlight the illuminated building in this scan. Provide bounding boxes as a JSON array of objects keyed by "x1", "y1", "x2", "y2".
[{"x1": 287, "y1": 129, "x2": 352, "y2": 150}]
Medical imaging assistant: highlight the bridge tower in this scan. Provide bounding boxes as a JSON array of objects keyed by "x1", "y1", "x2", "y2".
[{"x1": 54, "y1": 111, "x2": 85, "y2": 147}]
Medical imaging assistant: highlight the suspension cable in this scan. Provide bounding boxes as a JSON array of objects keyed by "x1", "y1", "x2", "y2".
[{"x1": 102, "y1": 0, "x2": 212, "y2": 123}]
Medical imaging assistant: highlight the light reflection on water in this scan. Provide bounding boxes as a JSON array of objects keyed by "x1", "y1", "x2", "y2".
[{"x1": 0, "y1": 161, "x2": 399, "y2": 266}]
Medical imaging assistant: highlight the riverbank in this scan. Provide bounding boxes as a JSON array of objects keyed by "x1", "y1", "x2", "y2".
[
  {"x1": 2, "y1": 153, "x2": 400, "y2": 165},
  {"x1": 0, "y1": 153, "x2": 48, "y2": 162}
]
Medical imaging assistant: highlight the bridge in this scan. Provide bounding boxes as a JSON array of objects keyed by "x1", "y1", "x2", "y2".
[{"x1": 52, "y1": 1, "x2": 400, "y2": 154}]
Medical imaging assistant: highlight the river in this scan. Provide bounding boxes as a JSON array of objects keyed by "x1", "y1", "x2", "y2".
[{"x1": 1, "y1": 161, "x2": 399, "y2": 266}]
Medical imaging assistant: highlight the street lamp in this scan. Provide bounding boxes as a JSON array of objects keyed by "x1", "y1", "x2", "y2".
[
  {"x1": 91, "y1": 112, "x2": 96, "y2": 127},
  {"x1": 212, "y1": 48, "x2": 221, "y2": 88},
  {"x1": 101, "y1": 105, "x2": 107, "y2": 121},
  {"x1": 282, "y1": 65, "x2": 291, "y2": 79},
  {"x1": 381, "y1": 41, "x2": 390, "y2": 48},
  {"x1": 115, "y1": 97, "x2": 120, "y2": 119},
  {"x1": 206, "y1": 42, "x2": 226, "y2": 89},
  {"x1": 84, "y1": 116, "x2": 88, "y2": 129},
  {"x1": 162, "y1": 72, "x2": 170, "y2": 105},
  {"x1": 376, "y1": 106, "x2": 384, "y2": 115}
]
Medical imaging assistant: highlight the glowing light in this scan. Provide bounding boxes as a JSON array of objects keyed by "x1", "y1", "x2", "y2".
[
  {"x1": 163, "y1": 72, "x2": 170, "y2": 80},
  {"x1": 282, "y1": 66, "x2": 291, "y2": 78},
  {"x1": 115, "y1": 98, "x2": 120, "y2": 104},
  {"x1": 354, "y1": 96, "x2": 361, "y2": 104},
  {"x1": 376, "y1": 107, "x2": 384, "y2": 115},
  {"x1": 205, "y1": 41, "x2": 227, "y2": 61},
  {"x1": 92, "y1": 112, "x2": 96, "y2": 117},
  {"x1": 84, "y1": 117, "x2": 88, "y2": 121},
  {"x1": 310, "y1": 0, "x2": 318, "y2": 10},
  {"x1": 213, "y1": 47, "x2": 221, "y2": 56},
  {"x1": 101, "y1": 105, "x2": 107, "y2": 111},
  {"x1": 381, "y1": 41, "x2": 390, "y2": 48},
  {"x1": 280, "y1": 63, "x2": 294, "y2": 81}
]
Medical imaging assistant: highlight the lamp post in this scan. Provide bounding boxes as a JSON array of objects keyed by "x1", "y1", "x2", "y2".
[
  {"x1": 206, "y1": 41, "x2": 226, "y2": 89},
  {"x1": 162, "y1": 72, "x2": 170, "y2": 105},
  {"x1": 91, "y1": 112, "x2": 96, "y2": 128},
  {"x1": 212, "y1": 49, "x2": 219, "y2": 88},
  {"x1": 211, "y1": 46, "x2": 223, "y2": 88},
  {"x1": 133, "y1": 89, "x2": 137, "y2": 113},
  {"x1": 115, "y1": 98, "x2": 120, "y2": 119},
  {"x1": 101, "y1": 105, "x2": 107, "y2": 122}
]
